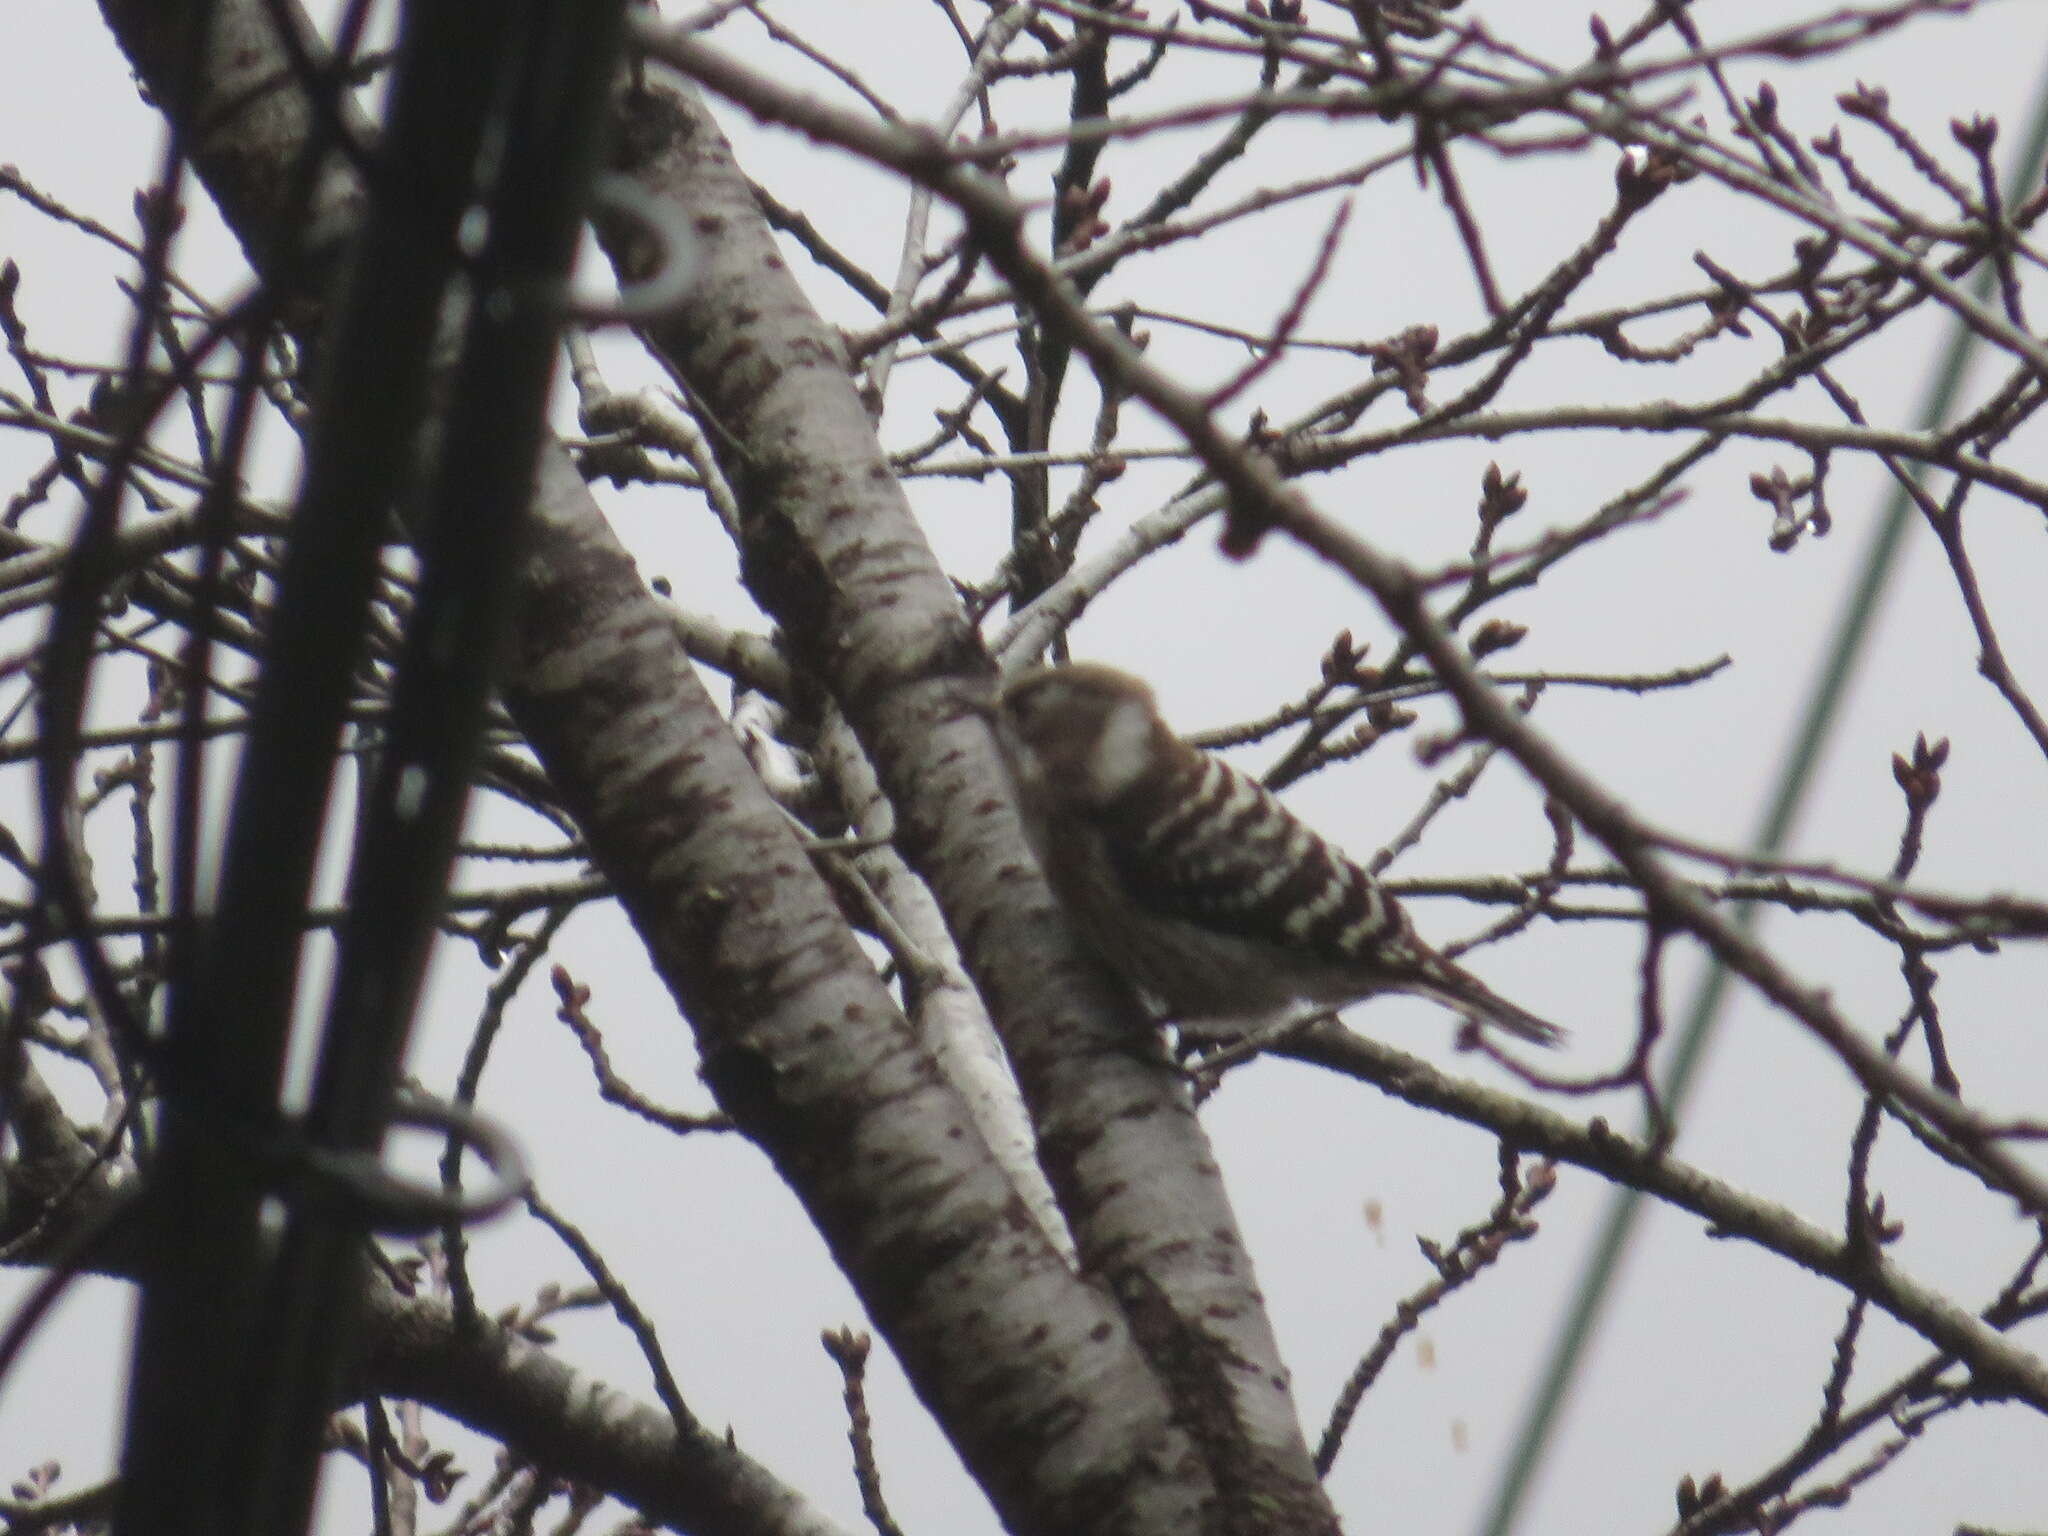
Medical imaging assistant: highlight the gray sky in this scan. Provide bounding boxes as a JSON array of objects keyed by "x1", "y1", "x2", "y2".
[{"x1": 2, "y1": 2, "x2": 2047, "y2": 1532}]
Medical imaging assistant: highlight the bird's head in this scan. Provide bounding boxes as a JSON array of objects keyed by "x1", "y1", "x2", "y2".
[{"x1": 994, "y1": 663, "x2": 1170, "y2": 810}]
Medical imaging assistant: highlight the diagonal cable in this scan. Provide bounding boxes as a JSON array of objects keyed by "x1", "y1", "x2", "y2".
[
  {"x1": 110, "y1": 0, "x2": 520, "y2": 1530},
  {"x1": 230, "y1": 0, "x2": 633, "y2": 1527},
  {"x1": 1479, "y1": 44, "x2": 2048, "y2": 1536}
]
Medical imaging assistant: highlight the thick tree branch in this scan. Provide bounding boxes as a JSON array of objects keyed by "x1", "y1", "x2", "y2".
[
  {"x1": 82, "y1": 2, "x2": 1224, "y2": 1532},
  {"x1": 596, "y1": 70, "x2": 1336, "y2": 1531}
]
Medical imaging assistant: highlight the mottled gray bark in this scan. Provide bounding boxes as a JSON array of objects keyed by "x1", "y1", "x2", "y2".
[{"x1": 79, "y1": 0, "x2": 1324, "y2": 1529}]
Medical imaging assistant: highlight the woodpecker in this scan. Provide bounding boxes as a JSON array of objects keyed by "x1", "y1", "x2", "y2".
[{"x1": 993, "y1": 662, "x2": 1564, "y2": 1046}]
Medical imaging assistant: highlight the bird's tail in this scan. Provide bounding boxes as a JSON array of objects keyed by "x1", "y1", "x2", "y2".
[{"x1": 1412, "y1": 966, "x2": 1566, "y2": 1047}]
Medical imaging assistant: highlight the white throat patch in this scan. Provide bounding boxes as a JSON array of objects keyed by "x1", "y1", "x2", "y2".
[{"x1": 1086, "y1": 695, "x2": 1156, "y2": 800}]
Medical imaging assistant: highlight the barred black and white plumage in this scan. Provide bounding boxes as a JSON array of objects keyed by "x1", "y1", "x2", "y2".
[{"x1": 994, "y1": 662, "x2": 1564, "y2": 1046}]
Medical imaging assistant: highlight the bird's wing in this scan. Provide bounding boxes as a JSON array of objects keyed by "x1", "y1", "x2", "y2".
[
  {"x1": 1097, "y1": 751, "x2": 1569, "y2": 1045},
  {"x1": 1096, "y1": 752, "x2": 1410, "y2": 969}
]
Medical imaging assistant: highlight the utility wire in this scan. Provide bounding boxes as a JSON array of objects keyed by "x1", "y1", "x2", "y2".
[{"x1": 1479, "y1": 39, "x2": 2048, "y2": 1536}]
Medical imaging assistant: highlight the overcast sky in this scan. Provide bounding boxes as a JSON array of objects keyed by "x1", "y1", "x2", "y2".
[{"x1": 3, "y1": 2, "x2": 2047, "y2": 1533}]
